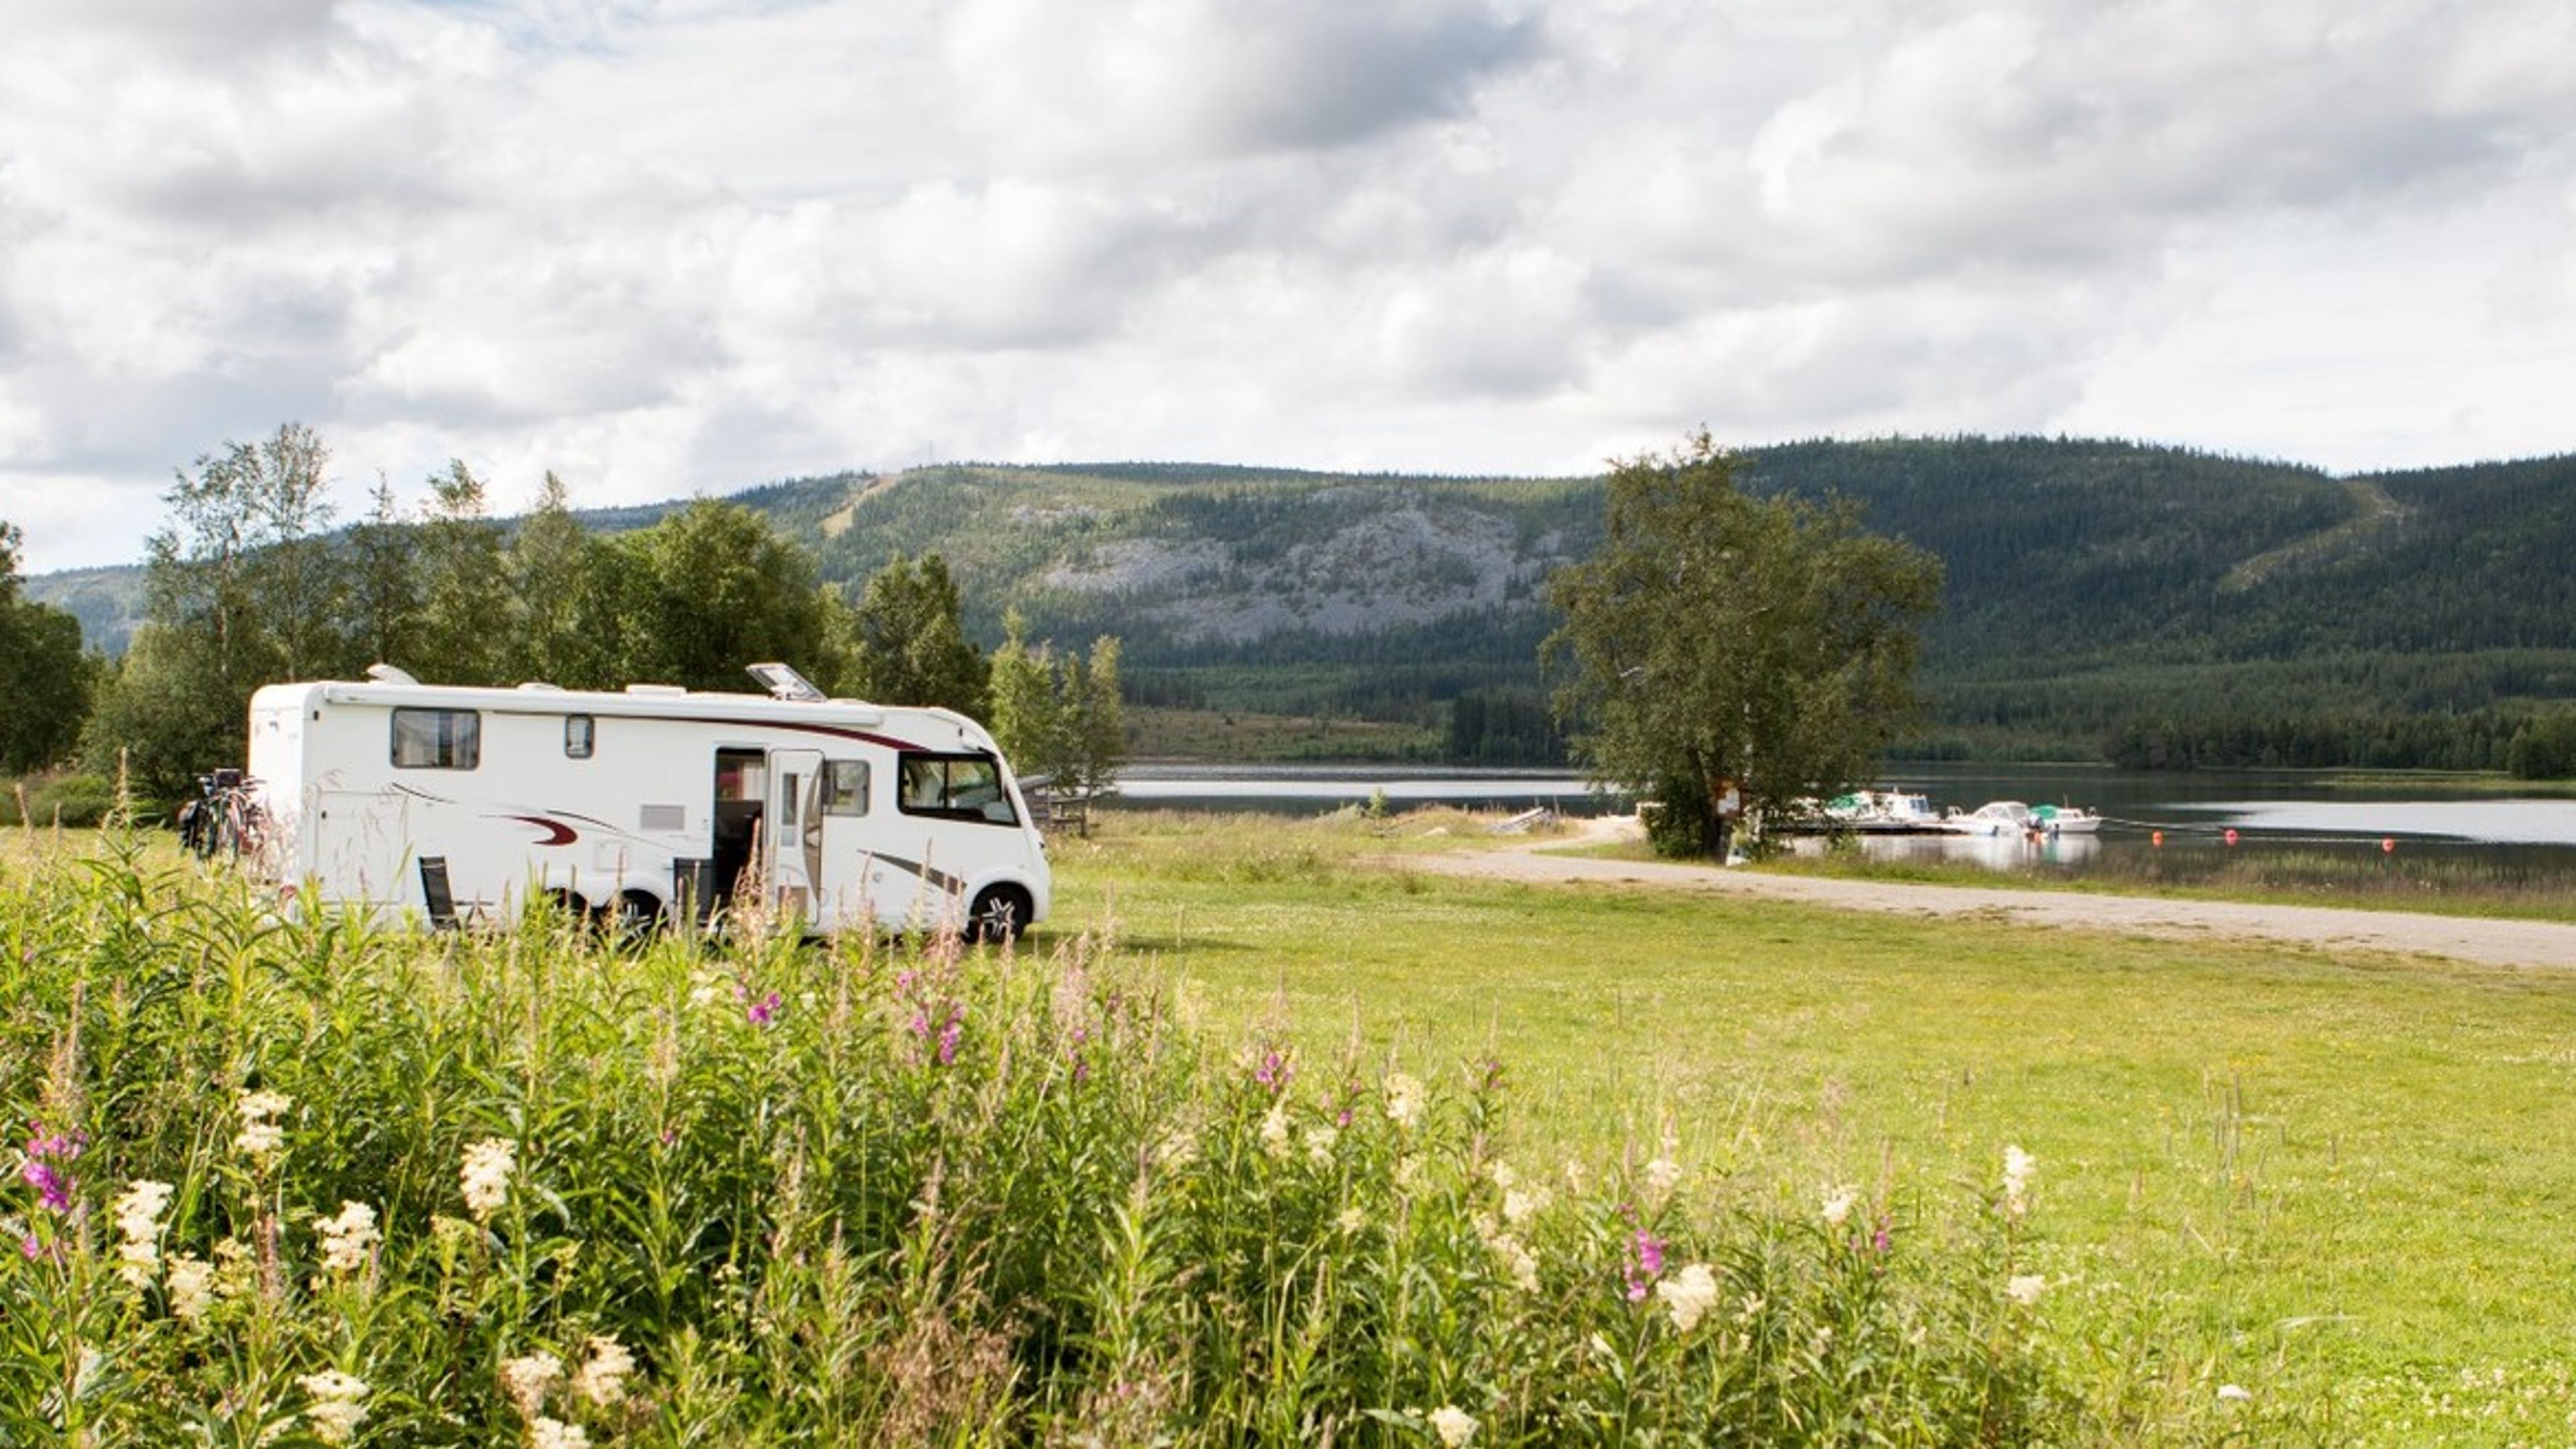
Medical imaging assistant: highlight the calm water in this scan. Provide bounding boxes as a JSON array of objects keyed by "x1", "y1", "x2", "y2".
[{"x1": 1107, "y1": 761, "x2": 2576, "y2": 881}]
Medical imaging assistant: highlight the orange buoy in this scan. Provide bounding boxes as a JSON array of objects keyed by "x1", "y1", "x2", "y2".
[
  {"x1": 2223, "y1": 828, "x2": 2239, "y2": 846},
  {"x1": 2382, "y1": 837, "x2": 2396, "y2": 854},
  {"x1": 2151, "y1": 830, "x2": 2164, "y2": 847}
]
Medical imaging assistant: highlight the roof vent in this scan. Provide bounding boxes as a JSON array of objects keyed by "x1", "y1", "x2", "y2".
[
  {"x1": 366, "y1": 663, "x2": 420, "y2": 686},
  {"x1": 747, "y1": 662, "x2": 826, "y2": 703},
  {"x1": 624, "y1": 684, "x2": 688, "y2": 697}
]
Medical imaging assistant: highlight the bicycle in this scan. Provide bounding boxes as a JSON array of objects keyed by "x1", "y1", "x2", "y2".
[{"x1": 178, "y1": 769, "x2": 268, "y2": 861}]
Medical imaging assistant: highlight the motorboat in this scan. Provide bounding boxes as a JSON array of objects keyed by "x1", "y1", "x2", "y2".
[
  {"x1": 1947, "y1": 800, "x2": 2102, "y2": 837},
  {"x1": 2027, "y1": 802, "x2": 2102, "y2": 835},
  {"x1": 1945, "y1": 800, "x2": 2032, "y2": 837}
]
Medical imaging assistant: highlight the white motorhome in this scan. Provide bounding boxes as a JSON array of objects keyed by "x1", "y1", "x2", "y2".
[{"x1": 242, "y1": 664, "x2": 1050, "y2": 939}]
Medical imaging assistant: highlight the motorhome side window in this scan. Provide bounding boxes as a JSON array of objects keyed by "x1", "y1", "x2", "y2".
[
  {"x1": 898, "y1": 753, "x2": 1015, "y2": 824},
  {"x1": 820, "y1": 760, "x2": 869, "y2": 816},
  {"x1": 565, "y1": 714, "x2": 595, "y2": 759},
  {"x1": 390, "y1": 708, "x2": 480, "y2": 769}
]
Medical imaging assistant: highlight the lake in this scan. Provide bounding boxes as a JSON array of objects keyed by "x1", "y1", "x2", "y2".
[{"x1": 1104, "y1": 761, "x2": 2576, "y2": 880}]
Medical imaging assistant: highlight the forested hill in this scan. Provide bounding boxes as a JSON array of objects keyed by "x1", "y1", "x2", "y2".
[{"x1": 32, "y1": 438, "x2": 2576, "y2": 764}]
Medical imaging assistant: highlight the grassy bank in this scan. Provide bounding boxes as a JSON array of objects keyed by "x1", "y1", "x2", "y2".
[
  {"x1": 1049, "y1": 811, "x2": 2576, "y2": 1442},
  {"x1": 1748, "y1": 836, "x2": 2576, "y2": 922}
]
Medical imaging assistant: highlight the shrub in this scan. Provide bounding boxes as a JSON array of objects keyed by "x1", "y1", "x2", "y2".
[
  {"x1": 0, "y1": 836, "x2": 2162, "y2": 1446},
  {"x1": 1, "y1": 771, "x2": 117, "y2": 828}
]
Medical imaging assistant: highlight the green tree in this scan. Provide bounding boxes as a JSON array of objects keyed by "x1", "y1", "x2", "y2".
[
  {"x1": 413, "y1": 462, "x2": 511, "y2": 686},
  {"x1": 1544, "y1": 431, "x2": 1942, "y2": 857},
  {"x1": 87, "y1": 423, "x2": 345, "y2": 796},
  {"x1": 986, "y1": 608, "x2": 1061, "y2": 767},
  {"x1": 343, "y1": 476, "x2": 420, "y2": 672},
  {"x1": 1067, "y1": 633, "x2": 1126, "y2": 812},
  {"x1": 617, "y1": 501, "x2": 845, "y2": 692},
  {"x1": 847, "y1": 552, "x2": 988, "y2": 714},
  {"x1": 503, "y1": 472, "x2": 603, "y2": 686},
  {"x1": 0, "y1": 523, "x2": 95, "y2": 774}
]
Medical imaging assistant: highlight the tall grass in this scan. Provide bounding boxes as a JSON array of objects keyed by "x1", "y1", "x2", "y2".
[{"x1": 0, "y1": 826, "x2": 2232, "y2": 1446}]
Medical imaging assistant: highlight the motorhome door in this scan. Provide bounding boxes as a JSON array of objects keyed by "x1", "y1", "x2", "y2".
[{"x1": 763, "y1": 748, "x2": 823, "y2": 922}]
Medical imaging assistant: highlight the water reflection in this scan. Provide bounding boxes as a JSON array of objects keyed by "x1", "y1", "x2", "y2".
[{"x1": 1784, "y1": 830, "x2": 2102, "y2": 871}]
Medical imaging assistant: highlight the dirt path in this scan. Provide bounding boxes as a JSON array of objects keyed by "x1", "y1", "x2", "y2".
[{"x1": 1397, "y1": 816, "x2": 2576, "y2": 971}]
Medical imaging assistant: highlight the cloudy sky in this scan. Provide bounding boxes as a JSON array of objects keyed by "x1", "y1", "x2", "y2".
[{"x1": 4, "y1": 0, "x2": 2572, "y2": 573}]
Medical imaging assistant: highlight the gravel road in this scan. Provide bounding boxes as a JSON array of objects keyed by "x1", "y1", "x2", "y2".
[{"x1": 1396, "y1": 816, "x2": 2576, "y2": 971}]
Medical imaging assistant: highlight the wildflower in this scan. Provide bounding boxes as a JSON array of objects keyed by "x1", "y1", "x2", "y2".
[
  {"x1": 297, "y1": 1370, "x2": 368, "y2": 1446},
  {"x1": 1258, "y1": 1102, "x2": 1292, "y2": 1161},
  {"x1": 500, "y1": 1350, "x2": 564, "y2": 1418},
  {"x1": 112, "y1": 1179, "x2": 174, "y2": 1288},
  {"x1": 461, "y1": 1138, "x2": 517, "y2": 1221},
  {"x1": 572, "y1": 1332, "x2": 637, "y2": 1407},
  {"x1": 1486, "y1": 1230, "x2": 1540, "y2": 1292},
  {"x1": 315, "y1": 1201, "x2": 379, "y2": 1275},
  {"x1": 1643, "y1": 1155, "x2": 1682, "y2": 1197},
  {"x1": 1656, "y1": 1261, "x2": 1719, "y2": 1332},
  {"x1": 1625, "y1": 1228, "x2": 1666, "y2": 1302},
  {"x1": 1501, "y1": 1185, "x2": 1548, "y2": 1227},
  {"x1": 166, "y1": 1252, "x2": 215, "y2": 1320},
  {"x1": 1252, "y1": 1046, "x2": 1291, "y2": 1095},
  {"x1": 1821, "y1": 1184, "x2": 1859, "y2": 1228},
  {"x1": 936, "y1": 1010, "x2": 964, "y2": 1065},
  {"x1": 1428, "y1": 1404, "x2": 1478, "y2": 1447},
  {"x1": 1152, "y1": 1128, "x2": 1197, "y2": 1170},
  {"x1": 211, "y1": 1236, "x2": 256, "y2": 1302},
  {"x1": 1383, "y1": 1072, "x2": 1426, "y2": 1130},
  {"x1": 233, "y1": 1089, "x2": 291, "y2": 1162},
  {"x1": 21, "y1": 1124, "x2": 82, "y2": 1212},
  {"x1": 2006, "y1": 1273, "x2": 2047, "y2": 1306},
  {"x1": 1488, "y1": 1161, "x2": 1517, "y2": 1191},
  {"x1": 1303, "y1": 1122, "x2": 1338, "y2": 1167},
  {"x1": 1336, "y1": 1205, "x2": 1366, "y2": 1234},
  {"x1": 746, "y1": 990, "x2": 780, "y2": 1027},
  {"x1": 2001, "y1": 1144, "x2": 2037, "y2": 1219},
  {"x1": 529, "y1": 1417, "x2": 590, "y2": 1449}
]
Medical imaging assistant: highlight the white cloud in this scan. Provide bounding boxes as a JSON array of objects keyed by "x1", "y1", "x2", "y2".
[{"x1": 2, "y1": 0, "x2": 2572, "y2": 573}]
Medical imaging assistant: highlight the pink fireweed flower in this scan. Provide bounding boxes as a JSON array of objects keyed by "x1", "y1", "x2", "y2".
[
  {"x1": 935, "y1": 1011, "x2": 964, "y2": 1066},
  {"x1": 21, "y1": 1124, "x2": 81, "y2": 1212},
  {"x1": 746, "y1": 991, "x2": 781, "y2": 1027},
  {"x1": 1625, "y1": 1227, "x2": 1667, "y2": 1302},
  {"x1": 1253, "y1": 1046, "x2": 1291, "y2": 1095}
]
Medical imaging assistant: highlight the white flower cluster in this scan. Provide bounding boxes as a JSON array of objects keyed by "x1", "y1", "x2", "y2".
[
  {"x1": 2001, "y1": 1144, "x2": 2037, "y2": 1220},
  {"x1": 1820, "y1": 1184, "x2": 1860, "y2": 1229},
  {"x1": 500, "y1": 1352, "x2": 564, "y2": 1419},
  {"x1": 165, "y1": 1251, "x2": 215, "y2": 1320},
  {"x1": 298, "y1": 1369, "x2": 369, "y2": 1446},
  {"x1": 112, "y1": 1179, "x2": 174, "y2": 1289},
  {"x1": 529, "y1": 1417, "x2": 590, "y2": 1449},
  {"x1": 572, "y1": 1334, "x2": 636, "y2": 1408},
  {"x1": 234, "y1": 1089, "x2": 292, "y2": 1162},
  {"x1": 1383, "y1": 1072, "x2": 1426, "y2": 1131},
  {"x1": 2006, "y1": 1272, "x2": 2047, "y2": 1307},
  {"x1": 462, "y1": 1138, "x2": 517, "y2": 1222},
  {"x1": 1258, "y1": 1102, "x2": 1292, "y2": 1161},
  {"x1": 315, "y1": 1200, "x2": 380, "y2": 1275},
  {"x1": 1428, "y1": 1404, "x2": 1478, "y2": 1447},
  {"x1": 1656, "y1": 1262, "x2": 1720, "y2": 1332}
]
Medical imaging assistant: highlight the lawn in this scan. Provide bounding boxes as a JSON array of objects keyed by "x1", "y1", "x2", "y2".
[{"x1": 1052, "y1": 810, "x2": 2576, "y2": 1440}]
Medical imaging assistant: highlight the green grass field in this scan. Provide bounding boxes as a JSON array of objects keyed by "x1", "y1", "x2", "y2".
[
  {"x1": 10, "y1": 811, "x2": 2574, "y2": 1442},
  {"x1": 1051, "y1": 811, "x2": 2576, "y2": 1440}
]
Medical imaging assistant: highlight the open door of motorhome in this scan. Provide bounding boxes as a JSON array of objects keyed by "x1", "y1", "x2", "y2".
[{"x1": 763, "y1": 748, "x2": 822, "y2": 924}]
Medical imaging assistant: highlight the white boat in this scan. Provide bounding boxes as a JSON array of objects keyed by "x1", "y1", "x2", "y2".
[
  {"x1": 1946, "y1": 800, "x2": 2102, "y2": 837},
  {"x1": 2027, "y1": 802, "x2": 2102, "y2": 835},
  {"x1": 1824, "y1": 789, "x2": 1951, "y2": 834},
  {"x1": 1945, "y1": 800, "x2": 2032, "y2": 837}
]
